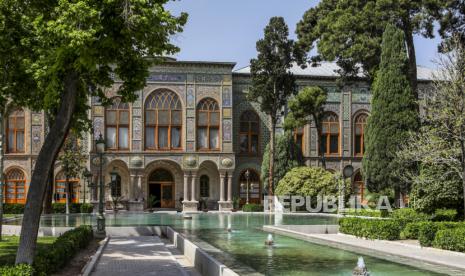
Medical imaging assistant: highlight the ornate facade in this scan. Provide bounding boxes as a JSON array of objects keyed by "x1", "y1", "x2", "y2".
[{"x1": 2, "y1": 60, "x2": 434, "y2": 211}]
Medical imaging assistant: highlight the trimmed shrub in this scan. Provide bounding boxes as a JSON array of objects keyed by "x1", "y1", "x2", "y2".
[
  {"x1": 80, "y1": 203, "x2": 94, "y2": 214},
  {"x1": 51, "y1": 203, "x2": 82, "y2": 213},
  {"x1": 400, "y1": 222, "x2": 423, "y2": 240},
  {"x1": 3, "y1": 204, "x2": 25, "y2": 214},
  {"x1": 242, "y1": 204, "x2": 263, "y2": 212},
  {"x1": 33, "y1": 226, "x2": 93, "y2": 275},
  {"x1": 339, "y1": 217, "x2": 402, "y2": 240},
  {"x1": 418, "y1": 221, "x2": 462, "y2": 247},
  {"x1": 433, "y1": 227, "x2": 465, "y2": 253},
  {"x1": 345, "y1": 208, "x2": 381, "y2": 218},
  {"x1": 390, "y1": 208, "x2": 429, "y2": 227},
  {"x1": 432, "y1": 209, "x2": 458, "y2": 222},
  {"x1": 0, "y1": 264, "x2": 34, "y2": 276}
]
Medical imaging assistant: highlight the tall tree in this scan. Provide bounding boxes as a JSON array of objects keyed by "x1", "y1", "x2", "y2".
[
  {"x1": 296, "y1": 0, "x2": 443, "y2": 98},
  {"x1": 248, "y1": 17, "x2": 300, "y2": 198},
  {"x1": 261, "y1": 132, "x2": 304, "y2": 188},
  {"x1": 284, "y1": 86, "x2": 327, "y2": 167},
  {"x1": 396, "y1": 38, "x2": 465, "y2": 217},
  {"x1": 0, "y1": 0, "x2": 187, "y2": 264},
  {"x1": 57, "y1": 135, "x2": 86, "y2": 214},
  {"x1": 362, "y1": 24, "x2": 419, "y2": 203},
  {"x1": 438, "y1": 0, "x2": 465, "y2": 49}
]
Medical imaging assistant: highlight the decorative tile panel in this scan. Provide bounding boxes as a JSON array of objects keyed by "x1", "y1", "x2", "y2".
[
  {"x1": 343, "y1": 94, "x2": 350, "y2": 120},
  {"x1": 133, "y1": 117, "x2": 142, "y2": 140},
  {"x1": 223, "y1": 142, "x2": 232, "y2": 152},
  {"x1": 222, "y1": 87, "x2": 232, "y2": 107},
  {"x1": 196, "y1": 86, "x2": 220, "y2": 102},
  {"x1": 352, "y1": 87, "x2": 371, "y2": 103},
  {"x1": 223, "y1": 108, "x2": 231, "y2": 118},
  {"x1": 146, "y1": 73, "x2": 186, "y2": 82},
  {"x1": 195, "y1": 74, "x2": 223, "y2": 83},
  {"x1": 186, "y1": 109, "x2": 195, "y2": 117},
  {"x1": 133, "y1": 108, "x2": 142, "y2": 117},
  {"x1": 187, "y1": 86, "x2": 195, "y2": 108},
  {"x1": 187, "y1": 141, "x2": 195, "y2": 152},
  {"x1": 31, "y1": 126, "x2": 42, "y2": 153},
  {"x1": 186, "y1": 118, "x2": 195, "y2": 141},
  {"x1": 93, "y1": 106, "x2": 104, "y2": 116},
  {"x1": 93, "y1": 117, "x2": 104, "y2": 138},
  {"x1": 223, "y1": 119, "x2": 232, "y2": 141},
  {"x1": 32, "y1": 114, "x2": 42, "y2": 126},
  {"x1": 133, "y1": 91, "x2": 142, "y2": 108},
  {"x1": 132, "y1": 140, "x2": 142, "y2": 151}
]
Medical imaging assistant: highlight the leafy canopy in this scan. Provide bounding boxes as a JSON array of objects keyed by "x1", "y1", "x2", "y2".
[{"x1": 284, "y1": 86, "x2": 327, "y2": 131}]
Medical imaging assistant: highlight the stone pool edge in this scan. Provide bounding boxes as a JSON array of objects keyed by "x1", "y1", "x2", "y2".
[{"x1": 263, "y1": 225, "x2": 465, "y2": 275}]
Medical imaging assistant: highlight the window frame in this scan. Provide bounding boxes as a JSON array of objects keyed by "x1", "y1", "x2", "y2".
[
  {"x1": 54, "y1": 171, "x2": 80, "y2": 203},
  {"x1": 5, "y1": 169, "x2": 27, "y2": 204},
  {"x1": 6, "y1": 109, "x2": 25, "y2": 154},
  {"x1": 197, "y1": 98, "x2": 220, "y2": 151},
  {"x1": 239, "y1": 110, "x2": 260, "y2": 156},
  {"x1": 293, "y1": 127, "x2": 305, "y2": 154},
  {"x1": 320, "y1": 112, "x2": 340, "y2": 156},
  {"x1": 105, "y1": 97, "x2": 130, "y2": 151},
  {"x1": 354, "y1": 113, "x2": 368, "y2": 156},
  {"x1": 238, "y1": 169, "x2": 261, "y2": 205},
  {"x1": 144, "y1": 90, "x2": 183, "y2": 151}
]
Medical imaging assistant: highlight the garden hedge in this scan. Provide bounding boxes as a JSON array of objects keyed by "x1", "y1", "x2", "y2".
[
  {"x1": 432, "y1": 209, "x2": 458, "y2": 222},
  {"x1": 400, "y1": 222, "x2": 423, "y2": 240},
  {"x1": 0, "y1": 264, "x2": 34, "y2": 276},
  {"x1": 418, "y1": 221, "x2": 463, "y2": 247},
  {"x1": 33, "y1": 225, "x2": 93, "y2": 275},
  {"x1": 339, "y1": 217, "x2": 402, "y2": 240},
  {"x1": 242, "y1": 204, "x2": 263, "y2": 212},
  {"x1": 433, "y1": 227, "x2": 465, "y2": 253},
  {"x1": 3, "y1": 203, "x2": 91, "y2": 214},
  {"x1": 80, "y1": 203, "x2": 94, "y2": 213},
  {"x1": 3, "y1": 204, "x2": 25, "y2": 214}
]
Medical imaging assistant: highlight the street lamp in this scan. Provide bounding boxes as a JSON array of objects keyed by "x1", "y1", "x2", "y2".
[
  {"x1": 340, "y1": 165, "x2": 354, "y2": 214},
  {"x1": 245, "y1": 169, "x2": 250, "y2": 205},
  {"x1": 95, "y1": 133, "x2": 106, "y2": 236},
  {"x1": 109, "y1": 168, "x2": 118, "y2": 197},
  {"x1": 82, "y1": 168, "x2": 93, "y2": 204}
]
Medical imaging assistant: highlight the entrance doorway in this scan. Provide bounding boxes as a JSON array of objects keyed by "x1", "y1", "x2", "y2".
[{"x1": 148, "y1": 169, "x2": 175, "y2": 208}]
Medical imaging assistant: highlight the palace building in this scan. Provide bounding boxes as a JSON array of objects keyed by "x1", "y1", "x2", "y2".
[{"x1": 2, "y1": 59, "x2": 435, "y2": 211}]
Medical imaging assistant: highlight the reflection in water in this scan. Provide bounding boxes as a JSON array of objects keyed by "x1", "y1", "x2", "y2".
[{"x1": 7, "y1": 213, "x2": 443, "y2": 275}]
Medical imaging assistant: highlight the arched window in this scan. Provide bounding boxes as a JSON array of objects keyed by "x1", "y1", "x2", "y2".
[
  {"x1": 54, "y1": 171, "x2": 80, "y2": 203},
  {"x1": 294, "y1": 127, "x2": 304, "y2": 153},
  {"x1": 353, "y1": 172, "x2": 365, "y2": 202},
  {"x1": 145, "y1": 90, "x2": 182, "y2": 150},
  {"x1": 197, "y1": 98, "x2": 220, "y2": 150},
  {"x1": 110, "y1": 174, "x2": 122, "y2": 197},
  {"x1": 106, "y1": 97, "x2": 129, "y2": 150},
  {"x1": 354, "y1": 113, "x2": 368, "y2": 156},
  {"x1": 200, "y1": 175, "x2": 209, "y2": 198},
  {"x1": 239, "y1": 110, "x2": 259, "y2": 155},
  {"x1": 239, "y1": 170, "x2": 261, "y2": 205},
  {"x1": 320, "y1": 113, "x2": 339, "y2": 155},
  {"x1": 5, "y1": 169, "x2": 26, "y2": 204},
  {"x1": 7, "y1": 109, "x2": 25, "y2": 153}
]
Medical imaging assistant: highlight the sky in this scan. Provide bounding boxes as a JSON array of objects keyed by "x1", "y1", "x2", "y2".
[{"x1": 166, "y1": 0, "x2": 443, "y2": 70}]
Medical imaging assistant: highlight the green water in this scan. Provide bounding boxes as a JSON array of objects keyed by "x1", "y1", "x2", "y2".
[{"x1": 8, "y1": 213, "x2": 446, "y2": 275}]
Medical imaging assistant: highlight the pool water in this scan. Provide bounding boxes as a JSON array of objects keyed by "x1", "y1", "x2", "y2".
[{"x1": 9, "y1": 213, "x2": 444, "y2": 275}]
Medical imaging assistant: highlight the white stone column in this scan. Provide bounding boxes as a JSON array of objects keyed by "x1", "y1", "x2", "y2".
[
  {"x1": 137, "y1": 175, "x2": 142, "y2": 200},
  {"x1": 129, "y1": 175, "x2": 135, "y2": 200},
  {"x1": 183, "y1": 172, "x2": 189, "y2": 202},
  {"x1": 191, "y1": 173, "x2": 198, "y2": 202},
  {"x1": 227, "y1": 173, "x2": 233, "y2": 202},
  {"x1": 219, "y1": 172, "x2": 225, "y2": 202}
]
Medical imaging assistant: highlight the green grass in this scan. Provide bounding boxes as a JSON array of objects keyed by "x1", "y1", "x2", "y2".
[
  {"x1": 0, "y1": 236, "x2": 56, "y2": 266},
  {"x1": 3, "y1": 214, "x2": 17, "y2": 218}
]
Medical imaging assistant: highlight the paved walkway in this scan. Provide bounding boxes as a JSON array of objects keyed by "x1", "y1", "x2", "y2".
[
  {"x1": 264, "y1": 225, "x2": 465, "y2": 275},
  {"x1": 92, "y1": 236, "x2": 190, "y2": 276}
]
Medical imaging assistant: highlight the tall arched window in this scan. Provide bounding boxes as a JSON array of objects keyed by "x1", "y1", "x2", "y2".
[
  {"x1": 106, "y1": 97, "x2": 129, "y2": 150},
  {"x1": 320, "y1": 113, "x2": 339, "y2": 155},
  {"x1": 239, "y1": 110, "x2": 259, "y2": 155},
  {"x1": 145, "y1": 90, "x2": 182, "y2": 150},
  {"x1": 200, "y1": 175, "x2": 210, "y2": 198},
  {"x1": 354, "y1": 113, "x2": 368, "y2": 156},
  {"x1": 7, "y1": 109, "x2": 25, "y2": 153},
  {"x1": 239, "y1": 170, "x2": 261, "y2": 205},
  {"x1": 5, "y1": 169, "x2": 26, "y2": 204},
  {"x1": 353, "y1": 171, "x2": 365, "y2": 203},
  {"x1": 197, "y1": 98, "x2": 220, "y2": 150},
  {"x1": 54, "y1": 171, "x2": 80, "y2": 203}
]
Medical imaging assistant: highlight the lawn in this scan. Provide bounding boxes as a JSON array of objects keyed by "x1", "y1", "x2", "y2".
[
  {"x1": 0, "y1": 236, "x2": 56, "y2": 266},
  {"x1": 3, "y1": 214, "x2": 17, "y2": 218}
]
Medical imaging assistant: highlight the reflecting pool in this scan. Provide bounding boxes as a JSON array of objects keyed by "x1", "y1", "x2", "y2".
[{"x1": 7, "y1": 213, "x2": 445, "y2": 275}]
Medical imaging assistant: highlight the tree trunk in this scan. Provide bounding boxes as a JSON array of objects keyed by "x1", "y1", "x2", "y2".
[
  {"x1": 268, "y1": 115, "x2": 276, "y2": 199},
  {"x1": 0, "y1": 111, "x2": 4, "y2": 240},
  {"x1": 15, "y1": 72, "x2": 79, "y2": 265},
  {"x1": 42, "y1": 168, "x2": 54, "y2": 214},
  {"x1": 65, "y1": 175, "x2": 70, "y2": 215},
  {"x1": 314, "y1": 118, "x2": 325, "y2": 169},
  {"x1": 403, "y1": 22, "x2": 418, "y2": 101}
]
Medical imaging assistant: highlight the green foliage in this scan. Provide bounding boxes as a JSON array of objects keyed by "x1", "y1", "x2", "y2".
[
  {"x1": 284, "y1": 86, "x2": 327, "y2": 131},
  {"x1": 432, "y1": 209, "x2": 458, "y2": 222},
  {"x1": 0, "y1": 237, "x2": 56, "y2": 267},
  {"x1": 339, "y1": 217, "x2": 402, "y2": 240},
  {"x1": 0, "y1": 264, "x2": 34, "y2": 276},
  {"x1": 363, "y1": 24, "x2": 419, "y2": 194},
  {"x1": 33, "y1": 226, "x2": 93, "y2": 275},
  {"x1": 433, "y1": 227, "x2": 465, "y2": 253},
  {"x1": 400, "y1": 222, "x2": 423, "y2": 240},
  {"x1": 3, "y1": 204, "x2": 25, "y2": 214},
  {"x1": 52, "y1": 203, "x2": 82, "y2": 214},
  {"x1": 80, "y1": 203, "x2": 93, "y2": 214},
  {"x1": 261, "y1": 132, "x2": 304, "y2": 187},
  {"x1": 390, "y1": 208, "x2": 429, "y2": 227},
  {"x1": 275, "y1": 166, "x2": 345, "y2": 198},
  {"x1": 418, "y1": 221, "x2": 463, "y2": 247},
  {"x1": 242, "y1": 204, "x2": 263, "y2": 212},
  {"x1": 344, "y1": 208, "x2": 382, "y2": 218}
]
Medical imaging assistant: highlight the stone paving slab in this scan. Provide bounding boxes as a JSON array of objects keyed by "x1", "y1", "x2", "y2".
[
  {"x1": 91, "y1": 236, "x2": 189, "y2": 276},
  {"x1": 264, "y1": 225, "x2": 465, "y2": 275}
]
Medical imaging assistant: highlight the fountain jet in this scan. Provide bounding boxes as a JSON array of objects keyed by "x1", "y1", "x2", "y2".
[
  {"x1": 265, "y1": 233, "x2": 274, "y2": 246},
  {"x1": 352, "y1": 257, "x2": 370, "y2": 276}
]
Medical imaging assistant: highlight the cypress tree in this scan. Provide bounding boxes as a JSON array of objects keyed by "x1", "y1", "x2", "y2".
[{"x1": 362, "y1": 24, "x2": 419, "y2": 200}]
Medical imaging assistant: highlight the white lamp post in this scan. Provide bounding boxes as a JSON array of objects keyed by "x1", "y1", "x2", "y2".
[{"x1": 95, "y1": 133, "x2": 106, "y2": 236}]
